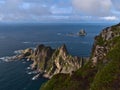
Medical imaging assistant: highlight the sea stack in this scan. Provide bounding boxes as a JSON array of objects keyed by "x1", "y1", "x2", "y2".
[{"x1": 78, "y1": 29, "x2": 87, "y2": 36}]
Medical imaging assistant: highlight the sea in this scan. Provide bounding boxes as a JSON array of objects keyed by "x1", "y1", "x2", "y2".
[{"x1": 0, "y1": 23, "x2": 115, "y2": 90}]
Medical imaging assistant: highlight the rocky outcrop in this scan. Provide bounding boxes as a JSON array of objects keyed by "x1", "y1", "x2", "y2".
[
  {"x1": 15, "y1": 44, "x2": 85, "y2": 78},
  {"x1": 91, "y1": 23, "x2": 120, "y2": 66},
  {"x1": 43, "y1": 44, "x2": 84, "y2": 78},
  {"x1": 77, "y1": 29, "x2": 87, "y2": 36},
  {"x1": 17, "y1": 48, "x2": 33, "y2": 60}
]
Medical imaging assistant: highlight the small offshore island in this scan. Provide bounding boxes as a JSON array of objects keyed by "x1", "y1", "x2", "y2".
[
  {"x1": 5, "y1": 23, "x2": 120, "y2": 90},
  {"x1": 67, "y1": 29, "x2": 87, "y2": 37},
  {"x1": 77, "y1": 29, "x2": 87, "y2": 36}
]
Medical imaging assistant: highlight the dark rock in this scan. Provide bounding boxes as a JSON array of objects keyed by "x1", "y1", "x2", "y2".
[{"x1": 77, "y1": 29, "x2": 87, "y2": 36}]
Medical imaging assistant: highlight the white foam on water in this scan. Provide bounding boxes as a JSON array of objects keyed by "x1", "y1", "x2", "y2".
[
  {"x1": 27, "y1": 67, "x2": 31, "y2": 70},
  {"x1": 22, "y1": 42, "x2": 31, "y2": 44},
  {"x1": 14, "y1": 50, "x2": 23, "y2": 54},
  {"x1": 26, "y1": 70, "x2": 39, "y2": 75},
  {"x1": 0, "y1": 55, "x2": 19, "y2": 62},
  {"x1": 57, "y1": 33, "x2": 62, "y2": 35},
  {"x1": 0, "y1": 56, "x2": 11, "y2": 62}
]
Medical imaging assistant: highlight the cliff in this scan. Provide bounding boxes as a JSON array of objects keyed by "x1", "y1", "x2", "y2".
[
  {"x1": 40, "y1": 23, "x2": 120, "y2": 90},
  {"x1": 16, "y1": 44, "x2": 84, "y2": 78},
  {"x1": 90, "y1": 23, "x2": 120, "y2": 90},
  {"x1": 91, "y1": 23, "x2": 120, "y2": 66}
]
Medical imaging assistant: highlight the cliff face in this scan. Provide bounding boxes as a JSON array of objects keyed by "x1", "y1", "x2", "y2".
[
  {"x1": 90, "y1": 23, "x2": 120, "y2": 90},
  {"x1": 30, "y1": 44, "x2": 54, "y2": 71},
  {"x1": 91, "y1": 23, "x2": 120, "y2": 66},
  {"x1": 40, "y1": 23, "x2": 120, "y2": 90},
  {"x1": 43, "y1": 44, "x2": 83, "y2": 78},
  {"x1": 18, "y1": 44, "x2": 84, "y2": 78}
]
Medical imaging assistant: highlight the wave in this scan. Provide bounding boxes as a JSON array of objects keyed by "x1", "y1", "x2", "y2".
[
  {"x1": 14, "y1": 47, "x2": 35, "y2": 54},
  {"x1": 22, "y1": 42, "x2": 31, "y2": 44},
  {"x1": 26, "y1": 70, "x2": 39, "y2": 75},
  {"x1": 14, "y1": 50, "x2": 23, "y2": 54},
  {"x1": 0, "y1": 56, "x2": 15, "y2": 62},
  {"x1": 57, "y1": 33, "x2": 62, "y2": 35},
  {"x1": 27, "y1": 67, "x2": 31, "y2": 70}
]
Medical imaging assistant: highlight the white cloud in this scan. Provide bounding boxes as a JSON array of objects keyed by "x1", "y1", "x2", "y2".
[
  {"x1": 112, "y1": 0, "x2": 120, "y2": 11},
  {"x1": 0, "y1": 0, "x2": 119, "y2": 22},
  {"x1": 50, "y1": 5, "x2": 73, "y2": 14},
  {"x1": 72, "y1": 0, "x2": 112, "y2": 16},
  {"x1": 100, "y1": 16, "x2": 118, "y2": 21}
]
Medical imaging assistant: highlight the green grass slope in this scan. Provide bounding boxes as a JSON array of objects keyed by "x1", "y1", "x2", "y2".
[{"x1": 91, "y1": 37, "x2": 120, "y2": 90}]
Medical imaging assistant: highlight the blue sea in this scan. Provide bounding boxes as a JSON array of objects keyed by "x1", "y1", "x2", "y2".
[{"x1": 0, "y1": 23, "x2": 114, "y2": 90}]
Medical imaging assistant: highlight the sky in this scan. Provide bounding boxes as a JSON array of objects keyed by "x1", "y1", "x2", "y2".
[{"x1": 0, "y1": 0, "x2": 120, "y2": 23}]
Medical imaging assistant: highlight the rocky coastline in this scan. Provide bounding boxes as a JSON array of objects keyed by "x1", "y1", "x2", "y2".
[{"x1": 9, "y1": 44, "x2": 87, "y2": 79}]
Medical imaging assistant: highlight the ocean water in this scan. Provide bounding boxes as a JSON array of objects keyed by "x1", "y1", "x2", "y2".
[{"x1": 0, "y1": 23, "x2": 114, "y2": 90}]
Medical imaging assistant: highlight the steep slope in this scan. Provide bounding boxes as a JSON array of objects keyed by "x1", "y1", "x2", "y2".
[{"x1": 40, "y1": 23, "x2": 120, "y2": 90}]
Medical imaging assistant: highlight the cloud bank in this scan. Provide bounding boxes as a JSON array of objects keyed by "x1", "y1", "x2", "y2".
[
  {"x1": 72, "y1": 0, "x2": 112, "y2": 16},
  {"x1": 0, "y1": 0, "x2": 119, "y2": 22}
]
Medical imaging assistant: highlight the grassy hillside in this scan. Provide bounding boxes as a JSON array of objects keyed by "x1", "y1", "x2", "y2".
[
  {"x1": 91, "y1": 37, "x2": 120, "y2": 90},
  {"x1": 40, "y1": 23, "x2": 120, "y2": 90}
]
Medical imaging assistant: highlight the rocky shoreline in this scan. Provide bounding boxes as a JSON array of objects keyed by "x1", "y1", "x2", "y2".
[{"x1": 5, "y1": 44, "x2": 88, "y2": 79}]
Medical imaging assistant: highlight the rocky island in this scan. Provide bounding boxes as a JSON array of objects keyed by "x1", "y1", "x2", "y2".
[
  {"x1": 40, "y1": 23, "x2": 120, "y2": 90},
  {"x1": 66, "y1": 29, "x2": 87, "y2": 37},
  {"x1": 77, "y1": 29, "x2": 87, "y2": 36}
]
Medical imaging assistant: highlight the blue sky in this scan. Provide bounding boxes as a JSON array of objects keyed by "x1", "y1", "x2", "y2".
[{"x1": 0, "y1": 0, "x2": 120, "y2": 22}]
